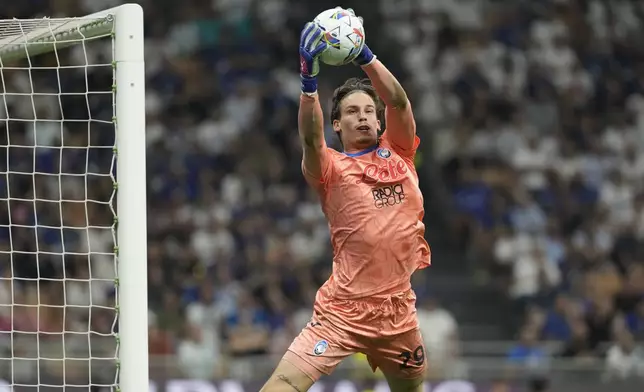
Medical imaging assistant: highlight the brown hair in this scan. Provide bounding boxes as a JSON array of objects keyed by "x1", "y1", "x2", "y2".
[
  {"x1": 331, "y1": 77, "x2": 384, "y2": 122},
  {"x1": 330, "y1": 78, "x2": 384, "y2": 146}
]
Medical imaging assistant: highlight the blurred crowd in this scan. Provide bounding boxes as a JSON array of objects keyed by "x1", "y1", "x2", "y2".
[
  {"x1": 388, "y1": 0, "x2": 644, "y2": 382},
  {"x1": 2, "y1": 0, "x2": 644, "y2": 387},
  {"x1": 0, "y1": 0, "x2": 446, "y2": 384}
]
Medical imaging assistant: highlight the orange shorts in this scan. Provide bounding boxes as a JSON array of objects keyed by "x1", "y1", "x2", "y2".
[{"x1": 284, "y1": 292, "x2": 426, "y2": 381}]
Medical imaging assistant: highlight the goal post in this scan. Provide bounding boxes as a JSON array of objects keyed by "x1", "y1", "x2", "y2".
[
  {"x1": 114, "y1": 5, "x2": 149, "y2": 392},
  {"x1": 0, "y1": 3, "x2": 148, "y2": 391}
]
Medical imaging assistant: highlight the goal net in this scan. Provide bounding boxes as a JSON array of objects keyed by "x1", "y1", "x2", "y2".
[{"x1": 0, "y1": 4, "x2": 147, "y2": 392}]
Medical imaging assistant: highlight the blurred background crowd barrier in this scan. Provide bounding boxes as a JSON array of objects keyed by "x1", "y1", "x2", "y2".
[{"x1": 1, "y1": 0, "x2": 644, "y2": 391}]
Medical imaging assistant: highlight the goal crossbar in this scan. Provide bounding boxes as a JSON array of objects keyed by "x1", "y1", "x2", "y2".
[{"x1": 0, "y1": 8, "x2": 119, "y2": 63}]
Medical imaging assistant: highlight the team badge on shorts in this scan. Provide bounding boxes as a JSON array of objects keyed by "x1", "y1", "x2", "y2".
[
  {"x1": 313, "y1": 340, "x2": 328, "y2": 355},
  {"x1": 377, "y1": 148, "x2": 391, "y2": 158}
]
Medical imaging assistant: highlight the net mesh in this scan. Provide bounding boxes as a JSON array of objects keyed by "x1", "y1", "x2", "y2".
[{"x1": 0, "y1": 16, "x2": 119, "y2": 391}]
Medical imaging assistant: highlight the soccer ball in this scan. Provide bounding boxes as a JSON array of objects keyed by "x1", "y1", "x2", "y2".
[{"x1": 314, "y1": 7, "x2": 365, "y2": 66}]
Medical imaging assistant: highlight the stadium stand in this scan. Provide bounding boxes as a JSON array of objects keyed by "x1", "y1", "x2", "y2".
[{"x1": 388, "y1": 0, "x2": 644, "y2": 384}]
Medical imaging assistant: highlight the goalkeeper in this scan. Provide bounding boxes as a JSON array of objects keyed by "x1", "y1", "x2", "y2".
[{"x1": 261, "y1": 9, "x2": 431, "y2": 392}]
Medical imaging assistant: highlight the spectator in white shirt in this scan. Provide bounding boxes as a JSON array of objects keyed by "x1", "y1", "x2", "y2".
[
  {"x1": 530, "y1": 12, "x2": 568, "y2": 49},
  {"x1": 191, "y1": 218, "x2": 235, "y2": 267},
  {"x1": 600, "y1": 170, "x2": 635, "y2": 227},
  {"x1": 602, "y1": 114, "x2": 636, "y2": 155},
  {"x1": 604, "y1": 330, "x2": 644, "y2": 381},
  {"x1": 184, "y1": 283, "x2": 225, "y2": 375},
  {"x1": 620, "y1": 147, "x2": 644, "y2": 191},
  {"x1": 417, "y1": 297, "x2": 466, "y2": 378},
  {"x1": 512, "y1": 136, "x2": 550, "y2": 191},
  {"x1": 509, "y1": 192, "x2": 547, "y2": 235},
  {"x1": 177, "y1": 323, "x2": 219, "y2": 379},
  {"x1": 511, "y1": 243, "x2": 562, "y2": 300},
  {"x1": 495, "y1": 112, "x2": 530, "y2": 158}
]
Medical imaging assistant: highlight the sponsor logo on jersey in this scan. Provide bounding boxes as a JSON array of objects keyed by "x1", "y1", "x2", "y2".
[
  {"x1": 372, "y1": 184, "x2": 405, "y2": 208},
  {"x1": 357, "y1": 159, "x2": 408, "y2": 185},
  {"x1": 313, "y1": 340, "x2": 328, "y2": 355}
]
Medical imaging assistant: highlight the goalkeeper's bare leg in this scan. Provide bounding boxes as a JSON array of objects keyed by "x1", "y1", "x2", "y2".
[
  {"x1": 261, "y1": 360, "x2": 425, "y2": 392},
  {"x1": 261, "y1": 358, "x2": 426, "y2": 392},
  {"x1": 384, "y1": 373, "x2": 425, "y2": 392},
  {"x1": 260, "y1": 359, "x2": 315, "y2": 392}
]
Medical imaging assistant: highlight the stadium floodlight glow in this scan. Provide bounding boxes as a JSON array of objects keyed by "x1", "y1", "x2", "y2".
[{"x1": 0, "y1": 4, "x2": 148, "y2": 391}]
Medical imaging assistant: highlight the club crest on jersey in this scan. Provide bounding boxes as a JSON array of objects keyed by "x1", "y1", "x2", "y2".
[
  {"x1": 377, "y1": 148, "x2": 391, "y2": 159},
  {"x1": 313, "y1": 340, "x2": 328, "y2": 355}
]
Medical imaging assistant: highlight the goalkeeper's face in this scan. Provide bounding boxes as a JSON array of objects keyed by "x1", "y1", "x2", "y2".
[{"x1": 333, "y1": 91, "x2": 380, "y2": 151}]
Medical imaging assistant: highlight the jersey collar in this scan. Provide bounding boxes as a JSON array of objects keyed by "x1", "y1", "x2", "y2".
[{"x1": 343, "y1": 144, "x2": 378, "y2": 157}]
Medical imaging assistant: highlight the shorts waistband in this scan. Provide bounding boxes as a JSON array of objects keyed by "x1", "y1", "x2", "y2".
[
  {"x1": 328, "y1": 289, "x2": 414, "y2": 315},
  {"x1": 340, "y1": 289, "x2": 414, "y2": 303}
]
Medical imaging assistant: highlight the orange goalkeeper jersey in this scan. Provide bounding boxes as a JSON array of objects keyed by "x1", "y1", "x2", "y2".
[{"x1": 302, "y1": 129, "x2": 431, "y2": 302}]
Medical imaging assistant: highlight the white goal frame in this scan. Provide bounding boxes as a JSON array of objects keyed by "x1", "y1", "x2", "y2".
[{"x1": 0, "y1": 4, "x2": 148, "y2": 391}]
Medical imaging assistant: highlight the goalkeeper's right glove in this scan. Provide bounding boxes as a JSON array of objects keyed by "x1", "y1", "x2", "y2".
[{"x1": 299, "y1": 22, "x2": 328, "y2": 94}]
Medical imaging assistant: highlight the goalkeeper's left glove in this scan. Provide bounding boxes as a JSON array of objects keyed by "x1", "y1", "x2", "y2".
[{"x1": 346, "y1": 8, "x2": 376, "y2": 67}]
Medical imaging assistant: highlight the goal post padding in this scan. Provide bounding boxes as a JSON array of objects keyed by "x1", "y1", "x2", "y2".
[{"x1": 0, "y1": 4, "x2": 148, "y2": 392}]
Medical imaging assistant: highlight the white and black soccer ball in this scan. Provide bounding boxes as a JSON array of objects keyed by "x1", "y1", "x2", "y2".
[{"x1": 314, "y1": 7, "x2": 365, "y2": 66}]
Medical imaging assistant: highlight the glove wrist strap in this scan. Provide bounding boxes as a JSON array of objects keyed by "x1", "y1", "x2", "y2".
[
  {"x1": 359, "y1": 54, "x2": 377, "y2": 67},
  {"x1": 355, "y1": 45, "x2": 376, "y2": 66},
  {"x1": 301, "y1": 75, "x2": 318, "y2": 94}
]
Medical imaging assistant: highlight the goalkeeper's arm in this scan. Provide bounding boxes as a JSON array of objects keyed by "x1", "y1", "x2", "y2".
[
  {"x1": 362, "y1": 59, "x2": 416, "y2": 151},
  {"x1": 347, "y1": 8, "x2": 416, "y2": 152},
  {"x1": 298, "y1": 93, "x2": 328, "y2": 180},
  {"x1": 298, "y1": 22, "x2": 330, "y2": 180}
]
